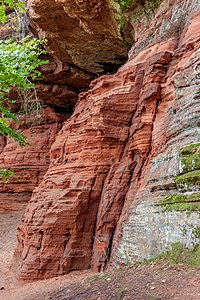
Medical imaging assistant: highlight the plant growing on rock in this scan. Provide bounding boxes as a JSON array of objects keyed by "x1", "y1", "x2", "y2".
[{"x1": 0, "y1": 0, "x2": 48, "y2": 181}]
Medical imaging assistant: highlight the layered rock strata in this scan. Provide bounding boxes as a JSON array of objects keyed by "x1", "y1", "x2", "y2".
[
  {"x1": 36, "y1": 54, "x2": 95, "y2": 113},
  {"x1": 0, "y1": 8, "x2": 95, "y2": 215},
  {"x1": 0, "y1": 108, "x2": 65, "y2": 213},
  {"x1": 14, "y1": 0, "x2": 200, "y2": 281}
]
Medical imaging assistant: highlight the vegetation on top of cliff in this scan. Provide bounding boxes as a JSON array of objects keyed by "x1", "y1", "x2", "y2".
[
  {"x1": 118, "y1": 0, "x2": 162, "y2": 45},
  {"x1": 118, "y1": 0, "x2": 162, "y2": 14}
]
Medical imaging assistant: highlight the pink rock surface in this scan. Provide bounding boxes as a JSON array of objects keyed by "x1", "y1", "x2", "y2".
[{"x1": 0, "y1": 108, "x2": 65, "y2": 213}]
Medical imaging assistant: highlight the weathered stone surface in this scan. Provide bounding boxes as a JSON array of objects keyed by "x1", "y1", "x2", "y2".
[
  {"x1": 27, "y1": 0, "x2": 133, "y2": 74},
  {"x1": 114, "y1": 5, "x2": 200, "y2": 265},
  {"x1": 14, "y1": 0, "x2": 200, "y2": 281},
  {"x1": 7, "y1": 55, "x2": 95, "y2": 115},
  {"x1": 35, "y1": 83, "x2": 77, "y2": 114},
  {"x1": 0, "y1": 11, "x2": 95, "y2": 115},
  {"x1": 35, "y1": 54, "x2": 95, "y2": 113},
  {"x1": 0, "y1": 108, "x2": 65, "y2": 213},
  {"x1": 39, "y1": 54, "x2": 95, "y2": 89}
]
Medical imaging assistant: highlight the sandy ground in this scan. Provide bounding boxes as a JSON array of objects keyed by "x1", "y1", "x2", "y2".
[
  {"x1": 1, "y1": 213, "x2": 200, "y2": 300},
  {"x1": 0, "y1": 212, "x2": 94, "y2": 300},
  {"x1": 0, "y1": 212, "x2": 22, "y2": 291}
]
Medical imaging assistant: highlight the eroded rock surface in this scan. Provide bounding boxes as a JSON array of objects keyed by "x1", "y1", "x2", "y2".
[
  {"x1": 0, "y1": 108, "x2": 65, "y2": 213},
  {"x1": 36, "y1": 54, "x2": 95, "y2": 113},
  {"x1": 27, "y1": 0, "x2": 133, "y2": 74},
  {"x1": 14, "y1": 0, "x2": 200, "y2": 281}
]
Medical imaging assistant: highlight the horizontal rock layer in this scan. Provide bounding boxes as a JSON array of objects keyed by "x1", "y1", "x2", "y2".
[{"x1": 0, "y1": 108, "x2": 65, "y2": 213}]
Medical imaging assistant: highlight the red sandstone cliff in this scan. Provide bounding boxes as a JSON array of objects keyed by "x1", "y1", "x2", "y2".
[
  {"x1": 0, "y1": 5, "x2": 95, "y2": 213},
  {"x1": 12, "y1": 0, "x2": 200, "y2": 281},
  {"x1": 0, "y1": 108, "x2": 65, "y2": 213}
]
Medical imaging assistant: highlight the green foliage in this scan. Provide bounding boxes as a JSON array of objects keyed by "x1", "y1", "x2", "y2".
[
  {"x1": 0, "y1": 38, "x2": 46, "y2": 92},
  {"x1": 156, "y1": 192, "x2": 200, "y2": 212},
  {"x1": 0, "y1": 1, "x2": 48, "y2": 145},
  {"x1": 159, "y1": 242, "x2": 200, "y2": 268},
  {"x1": 0, "y1": 168, "x2": 16, "y2": 183},
  {"x1": 0, "y1": 0, "x2": 25, "y2": 24},
  {"x1": 0, "y1": 0, "x2": 48, "y2": 180},
  {"x1": 180, "y1": 143, "x2": 200, "y2": 173},
  {"x1": 0, "y1": 38, "x2": 48, "y2": 145}
]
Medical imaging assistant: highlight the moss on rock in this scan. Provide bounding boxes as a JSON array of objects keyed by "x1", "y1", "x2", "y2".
[
  {"x1": 118, "y1": 0, "x2": 162, "y2": 13},
  {"x1": 180, "y1": 143, "x2": 200, "y2": 156},
  {"x1": 193, "y1": 227, "x2": 200, "y2": 239},
  {"x1": 175, "y1": 170, "x2": 200, "y2": 188},
  {"x1": 156, "y1": 192, "x2": 200, "y2": 212},
  {"x1": 118, "y1": 0, "x2": 135, "y2": 12},
  {"x1": 160, "y1": 242, "x2": 200, "y2": 268},
  {"x1": 180, "y1": 143, "x2": 200, "y2": 173}
]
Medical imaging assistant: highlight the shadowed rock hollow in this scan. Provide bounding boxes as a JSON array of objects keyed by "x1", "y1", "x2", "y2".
[{"x1": 27, "y1": 0, "x2": 132, "y2": 74}]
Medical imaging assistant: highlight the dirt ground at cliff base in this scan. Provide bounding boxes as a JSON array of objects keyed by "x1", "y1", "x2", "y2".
[
  {"x1": 1, "y1": 213, "x2": 200, "y2": 300},
  {"x1": 0, "y1": 212, "x2": 23, "y2": 290}
]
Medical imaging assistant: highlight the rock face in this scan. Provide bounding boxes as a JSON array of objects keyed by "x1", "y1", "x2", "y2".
[
  {"x1": 27, "y1": 0, "x2": 133, "y2": 74},
  {"x1": 0, "y1": 6, "x2": 95, "y2": 215},
  {"x1": 0, "y1": 108, "x2": 65, "y2": 213},
  {"x1": 36, "y1": 54, "x2": 95, "y2": 114},
  {"x1": 14, "y1": 0, "x2": 200, "y2": 281}
]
